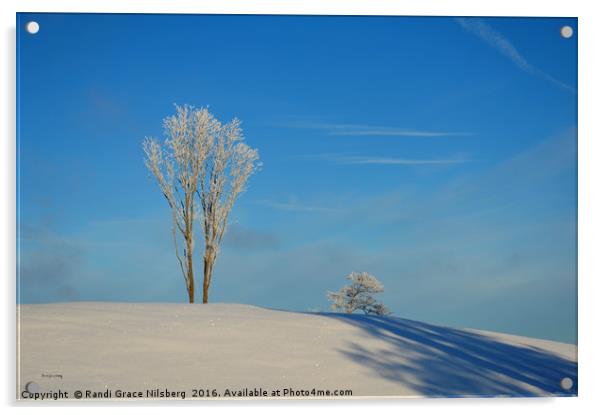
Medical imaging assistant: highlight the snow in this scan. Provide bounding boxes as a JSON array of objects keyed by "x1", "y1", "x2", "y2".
[{"x1": 17, "y1": 302, "x2": 577, "y2": 399}]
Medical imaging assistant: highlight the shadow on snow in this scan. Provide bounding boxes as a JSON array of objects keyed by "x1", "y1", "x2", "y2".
[{"x1": 316, "y1": 312, "x2": 577, "y2": 397}]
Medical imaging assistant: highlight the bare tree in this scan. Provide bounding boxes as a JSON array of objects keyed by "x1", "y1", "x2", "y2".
[
  {"x1": 198, "y1": 116, "x2": 260, "y2": 303},
  {"x1": 327, "y1": 272, "x2": 391, "y2": 316},
  {"x1": 143, "y1": 105, "x2": 215, "y2": 303},
  {"x1": 144, "y1": 104, "x2": 260, "y2": 304}
]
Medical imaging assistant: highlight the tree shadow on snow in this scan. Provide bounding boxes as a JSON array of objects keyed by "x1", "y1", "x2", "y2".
[{"x1": 316, "y1": 313, "x2": 577, "y2": 397}]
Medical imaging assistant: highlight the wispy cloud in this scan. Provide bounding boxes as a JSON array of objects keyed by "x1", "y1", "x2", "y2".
[
  {"x1": 456, "y1": 18, "x2": 575, "y2": 93},
  {"x1": 281, "y1": 122, "x2": 473, "y2": 137},
  {"x1": 223, "y1": 224, "x2": 280, "y2": 251},
  {"x1": 301, "y1": 153, "x2": 470, "y2": 166},
  {"x1": 257, "y1": 200, "x2": 343, "y2": 213}
]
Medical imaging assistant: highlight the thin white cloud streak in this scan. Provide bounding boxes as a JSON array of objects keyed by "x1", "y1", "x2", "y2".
[
  {"x1": 301, "y1": 153, "x2": 470, "y2": 165},
  {"x1": 281, "y1": 122, "x2": 473, "y2": 137},
  {"x1": 257, "y1": 200, "x2": 343, "y2": 214},
  {"x1": 456, "y1": 18, "x2": 575, "y2": 93},
  {"x1": 335, "y1": 157, "x2": 468, "y2": 165}
]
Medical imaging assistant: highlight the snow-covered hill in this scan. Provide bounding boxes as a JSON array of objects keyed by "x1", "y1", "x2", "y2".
[{"x1": 17, "y1": 303, "x2": 577, "y2": 399}]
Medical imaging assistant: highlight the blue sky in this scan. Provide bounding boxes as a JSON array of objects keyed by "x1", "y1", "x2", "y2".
[{"x1": 17, "y1": 14, "x2": 577, "y2": 343}]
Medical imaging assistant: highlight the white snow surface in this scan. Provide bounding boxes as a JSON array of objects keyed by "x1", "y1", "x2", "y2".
[{"x1": 17, "y1": 302, "x2": 577, "y2": 399}]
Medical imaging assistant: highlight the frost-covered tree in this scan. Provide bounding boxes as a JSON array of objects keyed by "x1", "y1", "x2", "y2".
[
  {"x1": 143, "y1": 105, "x2": 260, "y2": 303},
  {"x1": 143, "y1": 106, "x2": 211, "y2": 303},
  {"x1": 197, "y1": 112, "x2": 260, "y2": 303},
  {"x1": 327, "y1": 272, "x2": 391, "y2": 316}
]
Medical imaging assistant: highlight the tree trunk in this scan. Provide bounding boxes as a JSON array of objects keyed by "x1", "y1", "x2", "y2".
[
  {"x1": 202, "y1": 255, "x2": 213, "y2": 304},
  {"x1": 187, "y1": 275, "x2": 195, "y2": 303},
  {"x1": 186, "y1": 236, "x2": 195, "y2": 304}
]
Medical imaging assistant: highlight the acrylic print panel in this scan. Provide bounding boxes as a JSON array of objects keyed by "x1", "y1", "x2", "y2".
[{"x1": 16, "y1": 13, "x2": 577, "y2": 400}]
